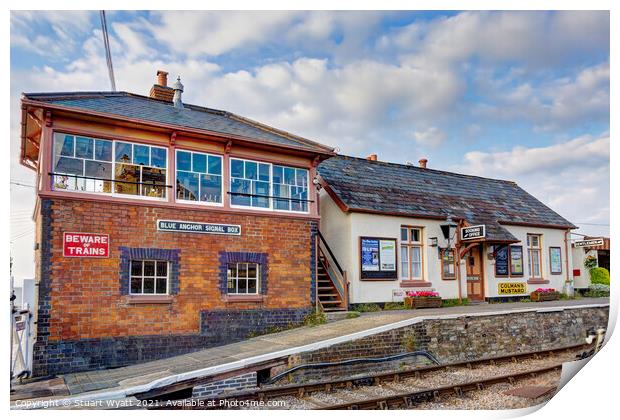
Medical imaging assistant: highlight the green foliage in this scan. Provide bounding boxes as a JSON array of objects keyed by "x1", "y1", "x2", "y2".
[
  {"x1": 345, "y1": 311, "x2": 361, "y2": 319},
  {"x1": 402, "y1": 331, "x2": 416, "y2": 352},
  {"x1": 441, "y1": 298, "x2": 470, "y2": 307},
  {"x1": 584, "y1": 255, "x2": 598, "y2": 271},
  {"x1": 352, "y1": 303, "x2": 382, "y2": 312},
  {"x1": 303, "y1": 309, "x2": 327, "y2": 327},
  {"x1": 584, "y1": 283, "x2": 610, "y2": 298},
  {"x1": 590, "y1": 267, "x2": 610, "y2": 285},
  {"x1": 383, "y1": 302, "x2": 406, "y2": 311}
]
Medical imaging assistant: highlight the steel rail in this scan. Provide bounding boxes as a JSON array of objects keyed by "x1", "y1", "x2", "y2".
[
  {"x1": 322, "y1": 363, "x2": 563, "y2": 410},
  {"x1": 151, "y1": 343, "x2": 588, "y2": 409}
]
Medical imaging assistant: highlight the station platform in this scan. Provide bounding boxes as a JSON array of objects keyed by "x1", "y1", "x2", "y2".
[{"x1": 11, "y1": 298, "x2": 609, "y2": 406}]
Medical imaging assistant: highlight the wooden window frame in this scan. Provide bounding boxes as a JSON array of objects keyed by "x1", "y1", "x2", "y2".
[
  {"x1": 129, "y1": 260, "x2": 169, "y2": 296},
  {"x1": 227, "y1": 262, "x2": 261, "y2": 295},
  {"x1": 527, "y1": 234, "x2": 543, "y2": 280},
  {"x1": 400, "y1": 226, "x2": 425, "y2": 283},
  {"x1": 441, "y1": 248, "x2": 457, "y2": 280}
]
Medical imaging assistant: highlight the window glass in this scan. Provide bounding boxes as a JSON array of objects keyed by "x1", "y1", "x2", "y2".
[
  {"x1": 95, "y1": 139, "x2": 112, "y2": 161},
  {"x1": 510, "y1": 246, "x2": 524, "y2": 275},
  {"x1": 177, "y1": 171, "x2": 199, "y2": 201},
  {"x1": 442, "y1": 249, "x2": 456, "y2": 278},
  {"x1": 411, "y1": 247, "x2": 422, "y2": 278},
  {"x1": 177, "y1": 151, "x2": 191, "y2": 171},
  {"x1": 259, "y1": 163, "x2": 270, "y2": 181},
  {"x1": 192, "y1": 153, "x2": 207, "y2": 173},
  {"x1": 231, "y1": 178, "x2": 251, "y2": 206},
  {"x1": 129, "y1": 260, "x2": 168, "y2": 295},
  {"x1": 400, "y1": 245, "x2": 409, "y2": 279},
  {"x1": 133, "y1": 144, "x2": 150, "y2": 166},
  {"x1": 176, "y1": 150, "x2": 222, "y2": 204},
  {"x1": 245, "y1": 161, "x2": 258, "y2": 180},
  {"x1": 273, "y1": 165, "x2": 308, "y2": 212},
  {"x1": 141, "y1": 167, "x2": 167, "y2": 198},
  {"x1": 231, "y1": 159, "x2": 244, "y2": 178},
  {"x1": 54, "y1": 157, "x2": 83, "y2": 175},
  {"x1": 115, "y1": 142, "x2": 132, "y2": 163},
  {"x1": 114, "y1": 163, "x2": 139, "y2": 195},
  {"x1": 400, "y1": 228, "x2": 408, "y2": 242},
  {"x1": 75, "y1": 136, "x2": 93, "y2": 159},
  {"x1": 151, "y1": 147, "x2": 167, "y2": 168},
  {"x1": 227, "y1": 262, "x2": 260, "y2": 294},
  {"x1": 56, "y1": 134, "x2": 74, "y2": 157}
]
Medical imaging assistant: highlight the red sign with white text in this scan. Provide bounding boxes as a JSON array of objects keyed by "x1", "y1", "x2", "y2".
[{"x1": 63, "y1": 232, "x2": 109, "y2": 258}]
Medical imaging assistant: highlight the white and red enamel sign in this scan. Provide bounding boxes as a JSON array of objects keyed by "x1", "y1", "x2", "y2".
[{"x1": 63, "y1": 232, "x2": 110, "y2": 258}]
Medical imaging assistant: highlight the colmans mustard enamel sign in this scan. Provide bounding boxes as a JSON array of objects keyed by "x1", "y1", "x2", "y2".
[{"x1": 498, "y1": 282, "x2": 526, "y2": 295}]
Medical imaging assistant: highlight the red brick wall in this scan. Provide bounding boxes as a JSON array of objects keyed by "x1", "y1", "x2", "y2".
[{"x1": 41, "y1": 198, "x2": 314, "y2": 341}]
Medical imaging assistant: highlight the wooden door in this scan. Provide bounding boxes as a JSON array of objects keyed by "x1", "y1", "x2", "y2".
[{"x1": 466, "y1": 245, "x2": 485, "y2": 301}]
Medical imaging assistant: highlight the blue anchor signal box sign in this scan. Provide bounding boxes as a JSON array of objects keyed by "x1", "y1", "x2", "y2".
[{"x1": 157, "y1": 220, "x2": 241, "y2": 236}]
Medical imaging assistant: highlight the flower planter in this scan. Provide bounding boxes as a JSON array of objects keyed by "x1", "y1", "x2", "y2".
[
  {"x1": 404, "y1": 296, "x2": 443, "y2": 309},
  {"x1": 530, "y1": 291, "x2": 560, "y2": 302}
]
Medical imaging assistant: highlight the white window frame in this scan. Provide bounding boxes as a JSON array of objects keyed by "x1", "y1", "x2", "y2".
[
  {"x1": 227, "y1": 262, "x2": 261, "y2": 295},
  {"x1": 129, "y1": 260, "x2": 170, "y2": 295},
  {"x1": 51, "y1": 132, "x2": 169, "y2": 202},
  {"x1": 228, "y1": 157, "x2": 310, "y2": 214},
  {"x1": 174, "y1": 149, "x2": 224, "y2": 207},
  {"x1": 400, "y1": 227, "x2": 424, "y2": 281},
  {"x1": 527, "y1": 234, "x2": 543, "y2": 278}
]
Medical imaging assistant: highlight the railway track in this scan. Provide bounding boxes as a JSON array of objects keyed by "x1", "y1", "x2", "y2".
[{"x1": 153, "y1": 343, "x2": 590, "y2": 410}]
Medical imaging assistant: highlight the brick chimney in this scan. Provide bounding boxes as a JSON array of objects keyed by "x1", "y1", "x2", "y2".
[
  {"x1": 419, "y1": 158, "x2": 428, "y2": 168},
  {"x1": 366, "y1": 154, "x2": 378, "y2": 161},
  {"x1": 149, "y1": 70, "x2": 174, "y2": 102}
]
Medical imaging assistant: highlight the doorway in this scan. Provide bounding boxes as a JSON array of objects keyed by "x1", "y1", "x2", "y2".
[{"x1": 465, "y1": 244, "x2": 485, "y2": 301}]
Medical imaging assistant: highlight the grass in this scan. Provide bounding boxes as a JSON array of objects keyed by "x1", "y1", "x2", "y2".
[
  {"x1": 352, "y1": 303, "x2": 382, "y2": 312},
  {"x1": 383, "y1": 302, "x2": 407, "y2": 311},
  {"x1": 303, "y1": 309, "x2": 327, "y2": 326},
  {"x1": 441, "y1": 298, "x2": 470, "y2": 307},
  {"x1": 345, "y1": 311, "x2": 361, "y2": 319}
]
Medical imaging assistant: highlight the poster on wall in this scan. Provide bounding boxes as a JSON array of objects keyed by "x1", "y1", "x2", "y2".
[
  {"x1": 510, "y1": 246, "x2": 524, "y2": 275},
  {"x1": 361, "y1": 238, "x2": 380, "y2": 271},
  {"x1": 498, "y1": 282, "x2": 526, "y2": 295},
  {"x1": 379, "y1": 240, "x2": 396, "y2": 270},
  {"x1": 549, "y1": 247, "x2": 562, "y2": 274},
  {"x1": 360, "y1": 237, "x2": 398, "y2": 280},
  {"x1": 494, "y1": 245, "x2": 509, "y2": 276}
]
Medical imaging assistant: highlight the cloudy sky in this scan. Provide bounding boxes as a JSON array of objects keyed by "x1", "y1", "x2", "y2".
[{"x1": 10, "y1": 10, "x2": 610, "y2": 282}]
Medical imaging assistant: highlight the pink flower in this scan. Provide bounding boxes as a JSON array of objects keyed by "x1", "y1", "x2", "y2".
[
  {"x1": 535, "y1": 288, "x2": 556, "y2": 293},
  {"x1": 406, "y1": 291, "x2": 440, "y2": 298}
]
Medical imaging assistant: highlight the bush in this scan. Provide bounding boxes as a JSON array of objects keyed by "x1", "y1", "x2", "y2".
[
  {"x1": 590, "y1": 267, "x2": 610, "y2": 285},
  {"x1": 303, "y1": 309, "x2": 327, "y2": 326},
  {"x1": 583, "y1": 283, "x2": 610, "y2": 298},
  {"x1": 442, "y1": 298, "x2": 470, "y2": 307},
  {"x1": 383, "y1": 302, "x2": 406, "y2": 311},
  {"x1": 352, "y1": 303, "x2": 382, "y2": 312}
]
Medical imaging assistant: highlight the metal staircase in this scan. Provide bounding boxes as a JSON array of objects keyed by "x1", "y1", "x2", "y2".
[{"x1": 317, "y1": 231, "x2": 349, "y2": 312}]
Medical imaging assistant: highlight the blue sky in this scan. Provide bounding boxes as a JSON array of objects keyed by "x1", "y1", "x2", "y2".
[{"x1": 9, "y1": 10, "x2": 610, "y2": 281}]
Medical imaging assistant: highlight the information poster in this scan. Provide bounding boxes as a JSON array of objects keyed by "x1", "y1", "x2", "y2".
[
  {"x1": 510, "y1": 246, "x2": 524, "y2": 275},
  {"x1": 550, "y1": 247, "x2": 562, "y2": 274},
  {"x1": 360, "y1": 237, "x2": 397, "y2": 280},
  {"x1": 379, "y1": 240, "x2": 396, "y2": 270},
  {"x1": 495, "y1": 245, "x2": 509, "y2": 276},
  {"x1": 361, "y1": 238, "x2": 380, "y2": 271}
]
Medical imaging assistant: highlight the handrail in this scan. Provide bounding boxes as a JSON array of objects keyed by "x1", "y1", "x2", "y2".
[
  {"x1": 317, "y1": 230, "x2": 344, "y2": 275},
  {"x1": 317, "y1": 230, "x2": 349, "y2": 308}
]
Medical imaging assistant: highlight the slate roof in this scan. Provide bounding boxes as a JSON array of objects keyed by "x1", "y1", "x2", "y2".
[
  {"x1": 318, "y1": 155, "x2": 576, "y2": 242},
  {"x1": 22, "y1": 91, "x2": 334, "y2": 154}
]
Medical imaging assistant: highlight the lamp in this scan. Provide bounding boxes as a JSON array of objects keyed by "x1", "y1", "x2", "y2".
[
  {"x1": 429, "y1": 237, "x2": 438, "y2": 247},
  {"x1": 440, "y1": 216, "x2": 458, "y2": 247}
]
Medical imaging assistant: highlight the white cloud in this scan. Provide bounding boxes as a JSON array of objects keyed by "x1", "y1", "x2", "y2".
[
  {"x1": 453, "y1": 134, "x2": 610, "y2": 236},
  {"x1": 411, "y1": 126, "x2": 447, "y2": 148}
]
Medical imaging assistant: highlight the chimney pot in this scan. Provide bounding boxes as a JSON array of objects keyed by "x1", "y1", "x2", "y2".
[
  {"x1": 172, "y1": 76, "x2": 184, "y2": 109},
  {"x1": 419, "y1": 158, "x2": 428, "y2": 168},
  {"x1": 366, "y1": 154, "x2": 378, "y2": 161},
  {"x1": 157, "y1": 70, "x2": 169, "y2": 87}
]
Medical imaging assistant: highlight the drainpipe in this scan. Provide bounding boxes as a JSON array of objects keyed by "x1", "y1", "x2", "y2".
[
  {"x1": 564, "y1": 229, "x2": 573, "y2": 296},
  {"x1": 455, "y1": 219, "x2": 463, "y2": 303}
]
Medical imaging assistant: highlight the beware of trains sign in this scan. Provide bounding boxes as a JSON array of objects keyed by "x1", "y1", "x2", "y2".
[{"x1": 63, "y1": 232, "x2": 109, "y2": 258}]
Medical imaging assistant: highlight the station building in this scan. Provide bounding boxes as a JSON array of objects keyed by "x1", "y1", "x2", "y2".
[
  {"x1": 317, "y1": 155, "x2": 577, "y2": 304},
  {"x1": 572, "y1": 237, "x2": 610, "y2": 289},
  {"x1": 20, "y1": 71, "x2": 334, "y2": 376}
]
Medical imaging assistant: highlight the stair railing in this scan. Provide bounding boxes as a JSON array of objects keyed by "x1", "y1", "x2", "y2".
[{"x1": 317, "y1": 231, "x2": 349, "y2": 308}]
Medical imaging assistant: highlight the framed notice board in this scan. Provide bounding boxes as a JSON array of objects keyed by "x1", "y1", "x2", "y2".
[
  {"x1": 360, "y1": 237, "x2": 398, "y2": 280},
  {"x1": 494, "y1": 245, "x2": 509, "y2": 276}
]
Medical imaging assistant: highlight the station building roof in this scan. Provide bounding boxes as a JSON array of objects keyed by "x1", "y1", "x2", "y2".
[
  {"x1": 318, "y1": 155, "x2": 576, "y2": 242},
  {"x1": 20, "y1": 91, "x2": 334, "y2": 160}
]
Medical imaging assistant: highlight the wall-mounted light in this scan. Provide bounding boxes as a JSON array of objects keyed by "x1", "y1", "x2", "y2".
[
  {"x1": 312, "y1": 176, "x2": 322, "y2": 191},
  {"x1": 429, "y1": 237, "x2": 438, "y2": 247},
  {"x1": 440, "y1": 216, "x2": 458, "y2": 248}
]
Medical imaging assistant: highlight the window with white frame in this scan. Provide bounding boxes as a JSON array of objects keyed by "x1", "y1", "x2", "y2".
[
  {"x1": 527, "y1": 234, "x2": 542, "y2": 278},
  {"x1": 273, "y1": 165, "x2": 309, "y2": 212},
  {"x1": 176, "y1": 150, "x2": 223, "y2": 204},
  {"x1": 227, "y1": 262, "x2": 260, "y2": 294},
  {"x1": 400, "y1": 227, "x2": 424, "y2": 280},
  {"x1": 52, "y1": 133, "x2": 168, "y2": 199},
  {"x1": 130, "y1": 260, "x2": 169, "y2": 295},
  {"x1": 229, "y1": 158, "x2": 309, "y2": 212},
  {"x1": 230, "y1": 158, "x2": 271, "y2": 208}
]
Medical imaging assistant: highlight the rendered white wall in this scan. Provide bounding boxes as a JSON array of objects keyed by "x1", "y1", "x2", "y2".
[{"x1": 571, "y1": 246, "x2": 595, "y2": 289}]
